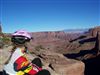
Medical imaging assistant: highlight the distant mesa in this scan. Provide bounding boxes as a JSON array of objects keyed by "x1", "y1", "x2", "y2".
[{"x1": 63, "y1": 29, "x2": 89, "y2": 33}]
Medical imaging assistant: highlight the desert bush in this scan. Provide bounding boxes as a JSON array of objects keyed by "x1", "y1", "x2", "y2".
[
  {"x1": 35, "y1": 45, "x2": 45, "y2": 51},
  {"x1": 0, "y1": 37, "x2": 11, "y2": 45}
]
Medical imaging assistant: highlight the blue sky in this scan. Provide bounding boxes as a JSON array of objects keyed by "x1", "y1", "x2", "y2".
[{"x1": 0, "y1": 0, "x2": 100, "y2": 33}]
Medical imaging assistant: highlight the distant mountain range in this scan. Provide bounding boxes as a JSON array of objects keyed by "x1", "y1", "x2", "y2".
[{"x1": 63, "y1": 29, "x2": 89, "y2": 33}]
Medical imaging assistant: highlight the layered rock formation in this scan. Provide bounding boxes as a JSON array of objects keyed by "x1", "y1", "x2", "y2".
[
  {"x1": 96, "y1": 32, "x2": 100, "y2": 53},
  {"x1": 64, "y1": 26, "x2": 100, "y2": 75},
  {"x1": 89, "y1": 26, "x2": 100, "y2": 37},
  {"x1": 82, "y1": 31, "x2": 100, "y2": 75},
  {"x1": 28, "y1": 31, "x2": 82, "y2": 54}
]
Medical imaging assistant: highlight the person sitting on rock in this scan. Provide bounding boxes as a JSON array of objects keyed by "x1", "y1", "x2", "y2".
[{"x1": 3, "y1": 30, "x2": 51, "y2": 75}]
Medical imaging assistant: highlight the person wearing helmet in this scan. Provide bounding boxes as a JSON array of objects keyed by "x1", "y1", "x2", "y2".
[{"x1": 3, "y1": 30, "x2": 51, "y2": 75}]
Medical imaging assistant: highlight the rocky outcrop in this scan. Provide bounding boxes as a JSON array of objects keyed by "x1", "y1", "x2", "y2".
[
  {"x1": 95, "y1": 31, "x2": 100, "y2": 54},
  {"x1": 36, "y1": 51, "x2": 85, "y2": 75},
  {"x1": 51, "y1": 61, "x2": 84, "y2": 75},
  {"x1": 82, "y1": 32, "x2": 100, "y2": 75},
  {"x1": 64, "y1": 26, "x2": 100, "y2": 54},
  {"x1": 97, "y1": 32, "x2": 100, "y2": 52},
  {"x1": 89, "y1": 26, "x2": 100, "y2": 37},
  {"x1": 63, "y1": 26, "x2": 100, "y2": 75}
]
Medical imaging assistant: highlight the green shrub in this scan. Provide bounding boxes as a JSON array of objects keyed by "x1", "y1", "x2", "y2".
[{"x1": 0, "y1": 37, "x2": 11, "y2": 44}]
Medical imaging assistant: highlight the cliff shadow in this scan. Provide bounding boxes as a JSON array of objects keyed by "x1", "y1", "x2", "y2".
[
  {"x1": 83, "y1": 54, "x2": 100, "y2": 75},
  {"x1": 79, "y1": 37, "x2": 96, "y2": 44},
  {"x1": 64, "y1": 49, "x2": 97, "y2": 60},
  {"x1": 64, "y1": 49, "x2": 100, "y2": 75}
]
